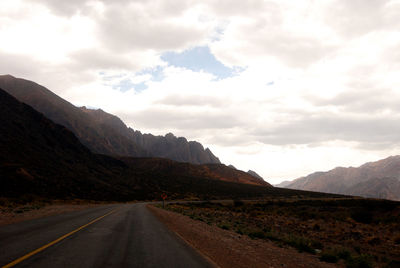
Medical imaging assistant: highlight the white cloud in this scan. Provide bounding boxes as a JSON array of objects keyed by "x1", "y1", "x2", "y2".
[{"x1": 1, "y1": 0, "x2": 400, "y2": 184}]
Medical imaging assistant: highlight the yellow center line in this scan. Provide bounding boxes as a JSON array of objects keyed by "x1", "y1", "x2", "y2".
[{"x1": 2, "y1": 208, "x2": 119, "y2": 268}]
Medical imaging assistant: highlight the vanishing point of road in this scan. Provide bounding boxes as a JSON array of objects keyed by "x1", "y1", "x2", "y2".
[{"x1": 0, "y1": 203, "x2": 214, "y2": 268}]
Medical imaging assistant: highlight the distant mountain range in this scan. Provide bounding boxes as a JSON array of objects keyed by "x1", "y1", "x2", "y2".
[
  {"x1": 0, "y1": 75, "x2": 220, "y2": 165},
  {"x1": 0, "y1": 87, "x2": 271, "y2": 201},
  {"x1": 276, "y1": 156, "x2": 400, "y2": 201}
]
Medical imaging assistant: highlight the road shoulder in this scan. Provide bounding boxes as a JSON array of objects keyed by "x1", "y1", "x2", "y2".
[{"x1": 148, "y1": 204, "x2": 339, "y2": 268}]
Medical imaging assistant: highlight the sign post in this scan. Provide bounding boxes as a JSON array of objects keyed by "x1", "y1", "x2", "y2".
[{"x1": 161, "y1": 193, "x2": 167, "y2": 208}]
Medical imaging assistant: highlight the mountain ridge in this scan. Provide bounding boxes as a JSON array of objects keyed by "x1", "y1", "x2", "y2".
[
  {"x1": 0, "y1": 87, "x2": 271, "y2": 201},
  {"x1": 0, "y1": 74, "x2": 220, "y2": 165},
  {"x1": 279, "y1": 156, "x2": 400, "y2": 201}
]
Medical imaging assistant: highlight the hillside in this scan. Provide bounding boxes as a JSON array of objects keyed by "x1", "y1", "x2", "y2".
[
  {"x1": 0, "y1": 87, "x2": 132, "y2": 200},
  {"x1": 0, "y1": 74, "x2": 220, "y2": 164},
  {"x1": 0, "y1": 87, "x2": 274, "y2": 201},
  {"x1": 280, "y1": 156, "x2": 400, "y2": 200},
  {"x1": 121, "y1": 158, "x2": 270, "y2": 187}
]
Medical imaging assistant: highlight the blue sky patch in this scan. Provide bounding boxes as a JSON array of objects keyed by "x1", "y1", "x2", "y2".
[
  {"x1": 112, "y1": 79, "x2": 148, "y2": 93},
  {"x1": 161, "y1": 46, "x2": 243, "y2": 80},
  {"x1": 137, "y1": 66, "x2": 165, "y2": 82}
]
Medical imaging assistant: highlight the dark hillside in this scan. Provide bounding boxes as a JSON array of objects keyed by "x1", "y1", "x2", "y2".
[
  {"x1": 0, "y1": 87, "x2": 133, "y2": 200},
  {"x1": 0, "y1": 87, "x2": 346, "y2": 203},
  {"x1": 0, "y1": 75, "x2": 220, "y2": 164},
  {"x1": 0, "y1": 74, "x2": 147, "y2": 158}
]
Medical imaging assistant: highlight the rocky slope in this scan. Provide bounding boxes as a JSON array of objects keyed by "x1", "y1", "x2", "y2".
[
  {"x1": 121, "y1": 158, "x2": 270, "y2": 187},
  {"x1": 280, "y1": 156, "x2": 400, "y2": 200},
  {"x1": 0, "y1": 87, "x2": 131, "y2": 200},
  {"x1": 247, "y1": 170, "x2": 263, "y2": 181},
  {"x1": 81, "y1": 107, "x2": 220, "y2": 164},
  {"x1": 0, "y1": 74, "x2": 220, "y2": 164},
  {"x1": 0, "y1": 87, "x2": 270, "y2": 201}
]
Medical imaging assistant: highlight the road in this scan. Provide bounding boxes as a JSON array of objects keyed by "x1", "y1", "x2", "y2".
[{"x1": 0, "y1": 203, "x2": 214, "y2": 268}]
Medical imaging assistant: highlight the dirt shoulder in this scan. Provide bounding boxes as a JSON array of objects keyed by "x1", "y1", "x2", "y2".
[
  {"x1": 0, "y1": 202, "x2": 101, "y2": 227},
  {"x1": 148, "y1": 205, "x2": 339, "y2": 268}
]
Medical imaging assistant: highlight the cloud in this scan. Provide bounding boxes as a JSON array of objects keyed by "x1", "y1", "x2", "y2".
[
  {"x1": 323, "y1": 0, "x2": 400, "y2": 38},
  {"x1": 155, "y1": 94, "x2": 225, "y2": 107},
  {"x1": 2, "y1": 0, "x2": 400, "y2": 182},
  {"x1": 253, "y1": 114, "x2": 400, "y2": 148},
  {"x1": 95, "y1": 4, "x2": 207, "y2": 52},
  {"x1": 68, "y1": 48, "x2": 160, "y2": 71}
]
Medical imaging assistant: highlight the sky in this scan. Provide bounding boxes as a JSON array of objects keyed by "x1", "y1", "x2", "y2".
[{"x1": 1, "y1": 0, "x2": 400, "y2": 185}]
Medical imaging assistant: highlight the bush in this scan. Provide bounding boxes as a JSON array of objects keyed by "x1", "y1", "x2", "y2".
[
  {"x1": 394, "y1": 235, "x2": 400, "y2": 245},
  {"x1": 218, "y1": 224, "x2": 230, "y2": 230},
  {"x1": 346, "y1": 254, "x2": 373, "y2": 268},
  {"x1": 320, "y1": 252, "x2": 338, "y2": 263},
  {"x1": 311, "y1": 240, "x2": 323, "y2": 250},
  {"x1": 336, "y1": 247, "x2": 351, "y2": 260},
  {"x1": 233, "y1": 200, "x2": 244, "y2": 207},
  {"x1": 236, "y1": 228, "x2": 243, "y2": 235},
  {"x1": 320, "y1": 246, "x2": 351, "y2": 264},
  {"x1": 351, "y1": 209, "x2": 373, "y2": 224},
  {"x1": 248, "y1": 231, "x2": 266, "y2": 239},
  {"x1": 285, "y1": 235, "x2": 315, "y2": 254}
]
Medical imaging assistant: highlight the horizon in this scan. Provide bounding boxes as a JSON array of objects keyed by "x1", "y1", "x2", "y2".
[{"x1": 1, "y1": 1, "x2": 400, "y2": 184}]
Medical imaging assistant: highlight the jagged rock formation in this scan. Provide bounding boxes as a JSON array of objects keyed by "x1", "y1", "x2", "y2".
[{"x1": 0, "y1": 75, "x2": 220, "y2": 164}]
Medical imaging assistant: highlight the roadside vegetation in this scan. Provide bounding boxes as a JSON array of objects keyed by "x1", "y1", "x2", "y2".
[{"x1": 162, "y1": 198, "x2": 400, "y2": 268}]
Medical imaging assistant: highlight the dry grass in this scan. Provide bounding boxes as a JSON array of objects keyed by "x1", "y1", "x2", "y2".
[{"x1": 162, "y1": 198, "x2": 400, "y2": 268}]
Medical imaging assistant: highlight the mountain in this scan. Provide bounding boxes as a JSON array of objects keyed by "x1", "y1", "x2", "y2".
[
  {"x1": 0, "y1": 74, "x2": 220, "y2": 165},
  {"x1": 0, "y1": 87, "x2": 271, "y2": 201},
  {"x1": 121, "y1": 158, "x2": 270, "y2": 187},
  {"x1": 275, "y1": 180, "x2": 293, "y2": 188},
  {"x1": 80, "y1": 107, "x2": 220, "y2": 164},
  {"x1": 0, "y1": 87, "x2": 132, "y2": 200},
  {"x1": 282, "y1": 156, "x2": 400, "y2": 201},
  {"x1": 247, "y1": 170, "x2": 263, "y2": 180}
]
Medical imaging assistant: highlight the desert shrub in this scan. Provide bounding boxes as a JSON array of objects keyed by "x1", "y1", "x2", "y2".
[
  {"x1": 285, "y1": 235, "x2": 315, "y2": 254},
  {"x1": 346, "y1": 254, "x2": 373, "y2": 268},
  {"x1": 394, "y1": 235, "x2": 400, "y2": 245},
  {"x1": 311, "y1": 240, "x2": 323, "y2": 250},
  {"x1": 321, "y1": 246, "x2": 351, "y2": 264},
  {"x1": 350, "y1": 249, "x2": 362, "y2": 258},
  {"x1": 218, "y1": 223, "x2": 230, "y2": 230},
  {"x1": 366, "y1": 236, "x2": 381, "y2": 245},
  {"x1": 351, "y1": 209, "x2": 373, "y2": 224},
  {"x1": 264, "y1": 231, "x2": 280, "y2": 241},
  {"x1": 320, "y1": 252, "x2": 339, "y2": 263},
  {"x1": 233, "y1": 199, "x2": 244, "y2": 207},
  {"x1": 335, "y1": 247, "x2": 351, "y2": 260},
  {"x1": 386, "y1": 260, "x2": 400, "y2": 268},
  {"x1": 248, "y1": 231, "x2": 266, "y2": 239},
  {"x1": 236, "y1": 228, "x2": 243, "y2": 235}
]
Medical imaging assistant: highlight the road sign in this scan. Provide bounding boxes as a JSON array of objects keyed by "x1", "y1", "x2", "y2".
[{"x1": 161, "y1": 193, "x2": 167, "y2": 208}]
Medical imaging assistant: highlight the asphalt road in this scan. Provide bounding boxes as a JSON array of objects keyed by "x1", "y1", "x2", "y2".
[{"x1": 0, "y1": 203, "x2": 214, "y2": 268}]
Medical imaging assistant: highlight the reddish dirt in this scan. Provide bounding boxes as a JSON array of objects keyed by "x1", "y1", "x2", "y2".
[{"x1": 148, "y1": 205, "x2": 340, "y2": 268}]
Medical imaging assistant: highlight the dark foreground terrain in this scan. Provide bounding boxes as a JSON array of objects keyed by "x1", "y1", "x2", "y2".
[
  {"x1": 0, "y1": 203, "x2": 213, "y2": 268},
  {"x1": 165, "y1": 198, "x2": 400, "y2": 268}
]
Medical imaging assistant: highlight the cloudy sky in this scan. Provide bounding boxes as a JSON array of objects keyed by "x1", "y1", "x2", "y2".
[{"x1": 1, "y1": 0, "x2": 400, "y2": 184}]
